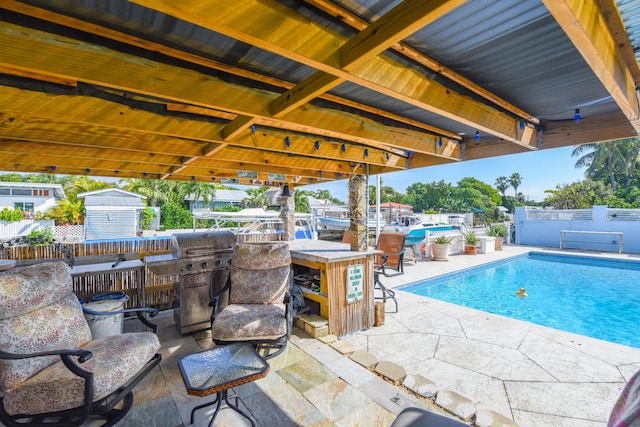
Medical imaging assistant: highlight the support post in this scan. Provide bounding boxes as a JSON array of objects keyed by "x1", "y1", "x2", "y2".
[{"x1": 348, "y1": 174, "x2": 367, "y2": 251}]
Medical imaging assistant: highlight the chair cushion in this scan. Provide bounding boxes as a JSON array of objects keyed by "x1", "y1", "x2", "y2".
[
  {"x1": 0, "y1": 261, "x2": 72, "y2": 319},
  {"x1": 0, "y1": 292, "x2": 92, "y2": 391},
  {"x1": 230, "y1": 265, "x2": 290, "y2": 304},
  {"x1": 211, "y1": 303, "x2": 286, "y2": 341},
  {"x1": 2, "y1": 332, "x2": 160, "y2": 416},
  {"x1": 232, "y1": 242, "x2": 291, "y2": 270}
]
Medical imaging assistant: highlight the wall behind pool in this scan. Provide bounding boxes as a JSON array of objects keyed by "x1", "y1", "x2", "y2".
[{"x1": 514, "y1": 205, "x2": 640, "y2": 253}]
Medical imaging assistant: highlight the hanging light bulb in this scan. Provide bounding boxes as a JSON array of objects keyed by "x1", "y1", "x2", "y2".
[
  {"x1": 438, "y1": 136, "x2": 443, "y2": 147},
  {"x1": 341, "y1": 143, "x2": 346, "y2": 152},
  {"x1": 385, "y1": 153, "x2": 390, "y2": 161},
  {"x1": 519, "y1": 119, "x2": 525, "y2": 131},
  {"x1": 475, "y1": 131, "x2": 480, "y2": 145},
  {"x1": 285, "y1": 136, "x2": 291, "y2": 147},
  {"x1": 364, "y1": 149, "x2": 369, "y2": 157},
  {"x1": 314, "y1": 141, "x2": 320, "y2": 151},
  {"x1": 250, "y1": 125, "x2": 256, "y2": 133},
  {"x1": 574, "y1": 109, "x2": 580, "y2": 123}
]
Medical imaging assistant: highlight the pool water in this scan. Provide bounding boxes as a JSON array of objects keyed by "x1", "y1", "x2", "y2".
[{"x1": 400, "y1": 252, "x2": 640, "y2": 348}]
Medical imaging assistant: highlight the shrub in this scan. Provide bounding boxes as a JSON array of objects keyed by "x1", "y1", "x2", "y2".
[
  {"x1": 463, "y1": 230, "x2": 478, "y2": 245},
  {"x1": 26, "y1": 227, "x2": 54, "y2": 246},
  {"x1": 487, "y1": 224, "x2": 507, "y2": 237},
  {"x1": 0, "y1": 207, "x2": 23, "y2": 222}
]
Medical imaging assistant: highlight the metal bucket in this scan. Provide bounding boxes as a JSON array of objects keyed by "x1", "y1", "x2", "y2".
[{"x1": 83, "y1": 295, "x2": 128, "y2": 339}]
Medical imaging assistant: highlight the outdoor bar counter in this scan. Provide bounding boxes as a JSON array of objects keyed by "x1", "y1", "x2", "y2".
[{"x1": 287, "y1": 239, "x2": 376, "y2": 336}]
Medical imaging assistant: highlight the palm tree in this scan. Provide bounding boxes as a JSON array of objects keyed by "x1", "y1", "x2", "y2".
[
  {"x1": 572, "y1": 138, "x2": 640, "y2": 191},
  {"x1": 508, "y1": 173, "x2": 522, "y2": 197},
  {"x1": 494, "y1": 176, "x2": 509, "y2": 197}
]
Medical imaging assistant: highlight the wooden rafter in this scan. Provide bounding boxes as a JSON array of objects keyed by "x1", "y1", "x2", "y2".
[
  {"x1": 131, "y1": 0, "x2": 538, "y2": 148},
  {"x1": 544, "y1": 0, "x2": 640, "y2": 132}
]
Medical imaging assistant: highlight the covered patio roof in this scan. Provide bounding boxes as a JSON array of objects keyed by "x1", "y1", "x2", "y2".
[{"x1": 0, "y1": 0, "x2": 639, "y2": 188}]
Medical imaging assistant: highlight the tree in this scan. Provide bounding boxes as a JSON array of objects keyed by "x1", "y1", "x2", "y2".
[
  {"x1": 573, "y1": 138, "x2": 640, "y2": 192},
  {"x1": 242, "y1": 187, "x2": 269, "y2": 208},
  {"x1": 405, "y1": 180, "x2": 453, "y2": 212},
  {"x1": 494, "y1": 176, "x2": 509, "y2": 197},
  {"x1": 508, "y1": 173, "x2": 522, "y2": 197},
  {"x1": 542, "y1": 179, "x2": 616, "y2": 209},
  {"x1": 160, "y1": 202, "x2": 193, "y2": 229},
  {"x1": 294, "y1": 189, "x2": 313, "y2": 213}
]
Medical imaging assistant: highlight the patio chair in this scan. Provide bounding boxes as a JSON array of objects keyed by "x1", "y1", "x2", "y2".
[
  {"x1": 391, "y1": 407, "x2": 468, "y2": 426},
  {"x1": 210, "y1": 241, "x2": 293, "y2": 359},
  {"x1": 374, "y1": 231, "x2": 407, "y2": 277},
  {"x1": 374, "y1": 272, "x2": 398, "y2": 313},
  {"x1": 0, "y1": 261, "x2": 162, "y2": 427}
]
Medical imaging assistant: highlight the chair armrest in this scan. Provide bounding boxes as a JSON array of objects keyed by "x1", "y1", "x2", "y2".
[
  {"x1": 0, "y1": 348, "x2": 93, "y2": 364},
  {"x1": 209, "y1": 276, "x2": 231, "y2": 321}
]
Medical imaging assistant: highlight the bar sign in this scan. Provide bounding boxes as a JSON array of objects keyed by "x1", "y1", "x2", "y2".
[{"x1": 346, "y1": 264, "x2": 364, "y2": 304}]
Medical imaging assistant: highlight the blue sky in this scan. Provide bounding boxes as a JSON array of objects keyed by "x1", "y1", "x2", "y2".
[{"x1": 304, "y1": 146, "x2": 587, "y2": 203}]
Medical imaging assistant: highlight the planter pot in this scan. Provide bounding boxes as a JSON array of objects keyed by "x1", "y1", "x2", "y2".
[
  {"x1": 494, "y1": 238, "x2": 504, "y2": 251},
  {"x1": 431, "y1": 243, "x2": 450, "y2": 261},
  {"x1": 464, "y1": 244, "x2": 477, "y2": 255}
]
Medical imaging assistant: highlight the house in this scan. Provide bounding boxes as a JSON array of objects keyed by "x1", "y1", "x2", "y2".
[
  {"x1": 77, "y1": 189, "x2": 146, "y2": 240},
  {"x1": 0, "y1": 182, "x2": 66, "y2": 217},
  {"x1": 185, "y1": 189, "x2": 247, "y2": 211}
]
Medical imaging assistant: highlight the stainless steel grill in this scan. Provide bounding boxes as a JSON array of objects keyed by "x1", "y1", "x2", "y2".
[{"x1": 171, "y1": 231, "x2": 235, "y2": 334}]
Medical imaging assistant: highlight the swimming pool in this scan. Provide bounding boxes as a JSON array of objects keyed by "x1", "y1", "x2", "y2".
[{"x1": 400, "y1": 252, "x2": 640, "y2": 348}]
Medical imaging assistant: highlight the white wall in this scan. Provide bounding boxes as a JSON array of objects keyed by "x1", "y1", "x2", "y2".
[{"x1": 515, "y1": 206, "x2": 639, "y2": 253}]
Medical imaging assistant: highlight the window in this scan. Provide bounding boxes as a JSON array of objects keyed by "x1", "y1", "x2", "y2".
[
  {"x1": 32, "y1": 189, "x2": 50, "y2": 197},
  {"x1": 14, "y1": 202, "x2": 34, "y2": 211},
  {"x1": 12, "y1": 189, "x2": 31, "y2": 196}
]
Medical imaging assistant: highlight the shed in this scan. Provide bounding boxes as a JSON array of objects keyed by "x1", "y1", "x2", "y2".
[{"x1": 77, "y1": 189, "x2": 146, "y2": 240}]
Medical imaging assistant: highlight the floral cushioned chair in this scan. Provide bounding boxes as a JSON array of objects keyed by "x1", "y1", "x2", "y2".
[
  {"x1": 0, "y1": 261, "x2": 162, "y2": 427},
  {"x1": 210, "y1": 242, "x2": 293, "y2": 359}
]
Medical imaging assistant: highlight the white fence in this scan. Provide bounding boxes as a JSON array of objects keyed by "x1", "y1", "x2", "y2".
[
  {"x1": 0, "y1": 220, "x2": 85, "y2": 242},
  {"x1": 515, "y1": 205, "x2": 640, "y2": 253}
]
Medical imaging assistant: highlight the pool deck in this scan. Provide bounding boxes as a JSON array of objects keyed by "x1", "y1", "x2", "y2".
[{"x1": 94, "y1": 244, "x2": 639, "y2": 427}]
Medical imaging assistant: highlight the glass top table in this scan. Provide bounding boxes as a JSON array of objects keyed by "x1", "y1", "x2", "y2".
[{"x1": 179, "y1": 343, "x2": 269, "y2": 426}]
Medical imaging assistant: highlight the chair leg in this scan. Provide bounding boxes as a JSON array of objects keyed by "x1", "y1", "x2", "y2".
[{"x1": 374, "y1": 274, "x2": 398, "y2": 313}]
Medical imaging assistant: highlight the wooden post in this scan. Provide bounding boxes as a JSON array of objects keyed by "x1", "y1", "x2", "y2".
[
  {"x1": 348, "y1": 174, "x2": 367, "y2": 251},
  {"x1": 281, "y1": 184, "x2": 295, "y2": 241}
]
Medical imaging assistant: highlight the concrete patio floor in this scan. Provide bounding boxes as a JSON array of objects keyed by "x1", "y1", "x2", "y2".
[{"x1": 70, "y1": 244, "x2": 640, "y2": 426}]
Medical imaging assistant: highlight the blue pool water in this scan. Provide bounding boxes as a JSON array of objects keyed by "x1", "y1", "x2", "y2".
[{"x1": 400, "y1": 252, "x2": 640, "y2": 348}]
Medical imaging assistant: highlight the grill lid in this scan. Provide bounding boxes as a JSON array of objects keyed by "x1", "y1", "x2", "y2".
[{"x1": 171, "y1": 231, "x2": 236, "y2": 259}]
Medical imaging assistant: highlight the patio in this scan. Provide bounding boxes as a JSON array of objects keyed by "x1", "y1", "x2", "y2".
[{"x1": 108, "y1": 244, "x2": 639, "y2": 427}]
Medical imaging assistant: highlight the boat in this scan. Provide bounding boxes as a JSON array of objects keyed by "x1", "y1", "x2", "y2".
[
  {"x1": 384, "y1": 216, "x2": 459, "y2": 245},
  {"x1": 192, "y1": 208, "x2": 315, "y2": 239},
  {"x1": 316, "y1": 216, "x2": 385, "y2": 231}
]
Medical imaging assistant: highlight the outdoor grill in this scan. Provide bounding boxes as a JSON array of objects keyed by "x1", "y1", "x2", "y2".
[{"x1": 171, "y1": 230, "x2": 235, "y2": 334}]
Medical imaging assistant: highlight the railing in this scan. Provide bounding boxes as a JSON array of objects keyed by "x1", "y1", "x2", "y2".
[
  {"x1": 1, "y1": 237, "x2": 172, "y2": 261},
  {"x1": 559, "y1": 230, "x2": 623, "y2": 254}
]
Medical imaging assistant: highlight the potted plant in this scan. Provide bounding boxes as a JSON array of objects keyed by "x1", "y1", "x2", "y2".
[
  {"x1": 463, "y1": 230, "x2": 478, "y2": 255},
  {"x1": 431, "y1": 234, "x2": 454, "y2": 261},
  {"x1": 487, "y1": 224, "x2": 507, "y2": 251}
]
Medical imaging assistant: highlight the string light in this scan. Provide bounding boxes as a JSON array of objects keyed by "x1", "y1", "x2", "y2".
[
  {"x1": 285, "y1": 136, "x2": 290, "y2": 147},
  {"x1": 438, "y1": 136, "x2": 443, "y2": 147},
  {"x1": 341, "y1": 144, "x2": 346, "y2": 152},
  {"x1": 211, "y1": 177, "x2": 216, "y2": 181},
  {"x1": 143, "y1": 172, "x2": 148, "y2": 177},
  {"x1": 50, "y1": 166, "x2": 57, "y2": 171},
  {"x1": 191, "y1": 176, "x2": 196, "y2": 181},
  {"x1": 314, "y1": 141, "x2": 320, "y2": 150},
  {"x1": 85, "y1": 168, "x2": 91, "y2": 173},
  {"x1": 250, "y1": 125, "x2": 256, "y2": 133},
  {"x1": 364, "y1": 149, "x2": 368, "y2": 157},
  {"x1": 574, "y1": 109, "x2": 580, "y2": 123},
  {"x1": 407, "y1": 150, "x2": 413, "y2": 157},
  {"x1": 475, "y1": 131, "x2": 480, "y2": 145},
  {"x1": 519, "y1": 119, "x2": 525, "y2": 131},
  {"x1": 385, "y1": 153, "x2": 390, "y2": 161}
]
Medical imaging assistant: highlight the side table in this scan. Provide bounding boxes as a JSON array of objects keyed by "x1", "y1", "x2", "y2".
[{"x1": 178, "y1": 343, "x2": 269, "y2": 427}]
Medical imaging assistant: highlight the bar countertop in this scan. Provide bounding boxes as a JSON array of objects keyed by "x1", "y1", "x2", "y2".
[{"x1": 287, "y1": 239, "x2": 377, "y2": 264}]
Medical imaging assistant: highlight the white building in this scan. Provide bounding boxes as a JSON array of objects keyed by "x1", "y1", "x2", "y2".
[
  {"x1": 0, "y1": 182, "x2": 66, "y2": 216},
  {"x1": 78, "y1": 189, "x2": 146, "y2": 240}
]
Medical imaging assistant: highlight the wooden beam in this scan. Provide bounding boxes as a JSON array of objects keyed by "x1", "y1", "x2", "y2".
[
  {"x1": 544, "y1": 0, "x2": 640, "y2": 132},
  {"x1": 0, "y1": 22, "x2": 455, "y2": 158},
  {"x1": 305, "y1": 0, "x2": 540, "y2": 125},
  {"x1": 271, "y1": 0, "x2": 463, "y2": 116},
  {"x1": 131, "y1": 0, "x2": 536, "y2": 146},
  {"x1": 0, "y1": 87, "x2": 420, "y2": 167},
  {"x1": 0, "y1": 0, "x2": 459, "y2": 141}
]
